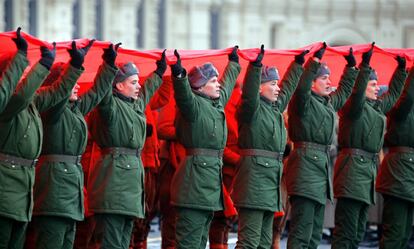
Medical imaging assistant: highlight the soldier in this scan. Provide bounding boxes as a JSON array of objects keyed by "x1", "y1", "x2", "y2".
[
  {"x1": 376, "y1": 63, "x2": 414, "y2": 249},
  {"x1": 0, "y1": 27, "x2": 31, "y2": 249},
  {"x1": 169, "y1": 47, "x2": 241, "y2": 248},
  {"x1": 0, "y1": 28, "x2": 29, "y2": 113},
  {"x1": 332, "y1": 44, "x2": 408, "y2": 249},
  {"x1": 30, "y1": 42, "x2": 119, "y2": 248},
  {"x1": 130, "y1": 75, "x2": 171, "y2": 249},
  {"x1": 232, "y1": 45, "x2": 306, "y2": 248},
  {"x1": 0, "y1": 29, "x2": 85, "y2": 249},
  {"x1": 86, "y1": 50, "x2": 167, "y2": 249},
  {"x1": 285, "y1": 43, "x2": 359, "y2": 249},
  {"x1": 208, "y1": 79, "x2": 241, "y2": 249}
]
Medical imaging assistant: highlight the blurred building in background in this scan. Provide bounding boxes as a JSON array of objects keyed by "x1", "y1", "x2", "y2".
[{"x1": 1, "y1": 0, "x2": 414, "y2": 49}]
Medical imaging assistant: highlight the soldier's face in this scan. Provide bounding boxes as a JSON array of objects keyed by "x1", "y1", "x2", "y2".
[
  {"x1": 116, "y1": 74, "x2": 141, "y2": 100},
  {"x1": 200, "y1": 76, "x2": 220, "y2": 99},
  {"x1": 69, "y1": 83, "x2": 80, "y2": 101},
  {"x1": 366, "y1": 80, "x2": 380, "y2": 100},
  {"x1": 312, "y1": 74, "x2": 332, "y2": 96},
  {"x1": 260, "y1": 80, "x2": 280, "y2": 102}
]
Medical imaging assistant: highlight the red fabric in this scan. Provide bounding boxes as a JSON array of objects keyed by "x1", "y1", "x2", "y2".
[
  {"x1": 149, "y1": 76, "x2": 172, "y2": 110},
  {"x1": 223, "y1": 83, "x2": 241, "y2": 167},
  {"x1": 157, "y1": 98, "x2": 186, "y2": 169},
  {"x1": 274, "y1": 211, "x2": 285, "y2": 218},
  {"x1": 141, "y1": 108, "x2": 160, "y2": 168},
  {"x1": 2, "y1": 31, "x2": 414, "y2": 92},
  {"x1": 222, "y1": 183, "x2": 238, "y2": 217}
]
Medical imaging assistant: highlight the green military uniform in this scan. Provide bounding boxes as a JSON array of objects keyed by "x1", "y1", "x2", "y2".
[
  {"x1": 0, "y1": 51, "x2": 29, "y2": 249},
  {"x1": 232, "y1": 61, "x2": 303, "y2": 248},
  {"x1": 87, "y1": 72, "x2": 162, "y2": 248},
  {"x1": 376, "y1": 66, "x2": 414, "y2": 249},
  {"x1": 0, "y1": 62, "x2": 82, "y2": 249},
  {"x1": 285, "y1": 59, "x2": 358, "y2": 249},
  {"x1": 332, "y1": 65, "x2": 407, "y2": 249},
  {"x1": 30, "y1": 62, "x2": 117, "y2": 249},
  {"x1": 0, "y1": 52, "x2": 29, "y2": 113},
  {"x1": 171, "y1": 61, "x2": 240, "y2": 249}
]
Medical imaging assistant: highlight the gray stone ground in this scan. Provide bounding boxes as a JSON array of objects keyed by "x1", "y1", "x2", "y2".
[{"x1": 146, "y1": 219, "x2": 377, "y2": 249}]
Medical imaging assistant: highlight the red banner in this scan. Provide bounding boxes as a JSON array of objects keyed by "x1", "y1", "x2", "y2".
[{"x1": 1, "y1": 30, "x2": 414, "y2": 94}]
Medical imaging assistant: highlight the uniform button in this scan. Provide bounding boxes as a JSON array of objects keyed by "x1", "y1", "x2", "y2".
[
  {"x1": 214, "y1": 126, "x2": 217, "y2": 129},
  {"x1": 64, "y1": 169, "x2": 68, "y2": 172},
  {"x1": 409, "y1": 158, "x2": 413, "y2": 162},
  {"x1": 127, "y1": 165, "x2": 130, "y2": 168},
  {"x1": 360, "y1": 158, "x2": 364, "y2": 162},
  {"x1": 265, "y1": 163, "x2": 269, "y2": 166},
  {"x1": 314, "y1": 156, "x2": 318, "y2": 159},
  {"x1": 23, "y1": 134, "x2": 27, "y2": 138},
  {"x1": 11, "y1": 165, "x2": 16, "y2": 168},
  {"x1": 27, "y1": 125, "x2": 30, "y2": 129},
  {"x1": 203, "y1": 163, "x2": 207, "y2": 166}
]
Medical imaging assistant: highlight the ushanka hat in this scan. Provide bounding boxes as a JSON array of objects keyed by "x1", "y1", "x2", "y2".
[
  {"x1": 314, "y1": 63, "x2": 330, "y2": 79},
  {"x1": 369, "y1": 69, "x2": 378, "y2": 81},
  {"x1": 113, "y1": 62, "x2": 139, "y2": 86},
  {"x1": 261, "y1": 65, "x2": 280, "y2": 83},
  {"x1": 188, "y1": 62, "x2": 219, "y2": 89}
]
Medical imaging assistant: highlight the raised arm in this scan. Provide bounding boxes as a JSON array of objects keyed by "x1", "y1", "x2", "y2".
[
  {"x1": 0, "y1": 62, "x2": 50, "y2": 121},
  {"x1": 276, "y1": 50, "x2": 307, "y2": 112},
  {"x1": 238, "y1": 45, "x2": 264, "y2": 123},
  {"x1": 340, "y1": 47, "x2": 372, "y2": 119},
  {"x1": 329, "y1": 46, "x2": 362, "y2": 111},
  {"x1": 140, "y1": 49, "x2": 167, "y2": 107},
  {"x1": 290, "y1": 59, "x2": 320, "y2": 116},
  {"x1": 78, "y1": 43, "x2": 119, "y2": 115},
  {"x1": 35, "y1": 40, "x2": 92, "y2": 112},
  {"x1": 219, "y1": 46, "x2": 242, "y2": 106},
  {"x1": 170, "y1": 50, "x2": 199, "y2": 122},
  {"x1": 0, "y1": 43, "x2": 57, "y2": 120},
  {"x1": 392, "y1": 65, "x2": 414, "y2": 121},
  {"x1": 0, "y1": 28, "x2": 29, "y2": 113},
  {"x1": 379, "y1": 56, "x2": 408, "y2": 113}
]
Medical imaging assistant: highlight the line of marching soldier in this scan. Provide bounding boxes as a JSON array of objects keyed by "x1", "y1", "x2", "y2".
[{"x1": 1, "y1": 27, "x2": 414, "y2": 249}]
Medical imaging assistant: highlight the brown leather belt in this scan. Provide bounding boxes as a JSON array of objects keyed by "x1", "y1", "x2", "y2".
[
  {"x1": 101, "y1": 147, "x2": 142, "y2": 157},
  {"x1": 388, "y1": 146, "x2": 414, "y2": 154},
  {"x1": 186, "y1": 148, "x2": 224, "y2": 157},
  {"x1": 40, "y1": 154, "x2": 82, "y2": 164},
  {"x1": 294, "y1": 142, "x2": 330, "y2": 153},
  {"x1": 0, "y1": 152, "x2": 38, "y2": 167},
  {"x1": 340, "y1": 148, "x2": 378, "y2": 160},
  {"x1": 239, "y1": 149, "x2": 284, "y2": 161}
]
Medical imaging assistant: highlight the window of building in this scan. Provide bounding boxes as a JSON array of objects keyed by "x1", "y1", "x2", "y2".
[
  {"x1": 72, "y1": 0, "x2": 80, "y2": 38},
  {"x1": 210, "y1": 6, "x2": 220, "y2": 49},
  {"x1": 136, "y1": 0, "x2": 145, "y2": 48},
  {"x1": 95, "y1": 0, "x2": 103, "y2": 40},
  {"x1": 270, "y1": 24, "x2": 279, "y2": 49},
  {"x1": 157, "y1": 0, "x2": 166, "y2": 48},
  {"x1": 28, "y1": 0, "x2": 37, "y2": 36},
  {"x1": 4, "y1": 0, "x2": 13, "y2": 31}
]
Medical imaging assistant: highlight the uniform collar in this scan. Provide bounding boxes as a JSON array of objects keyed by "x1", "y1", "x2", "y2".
[
  {"x1": 311, "y1": 90, "x2": 331, "y2": 104},
  {"x1": 113, "y1": 89, "x2": 135, "y2": 103}
]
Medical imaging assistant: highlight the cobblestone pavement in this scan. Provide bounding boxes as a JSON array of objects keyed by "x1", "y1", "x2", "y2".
[{"x1": 146, "y1": 230, "x2": 377, "y2": 249}]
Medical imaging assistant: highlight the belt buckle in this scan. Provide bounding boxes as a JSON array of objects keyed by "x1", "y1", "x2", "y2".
[
  {"x1": 75, "y1": 156, "x2": 82, "y2": 164},
  {"x1": 32, "y1": 158, "x2": 39, "y2": 167}
]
